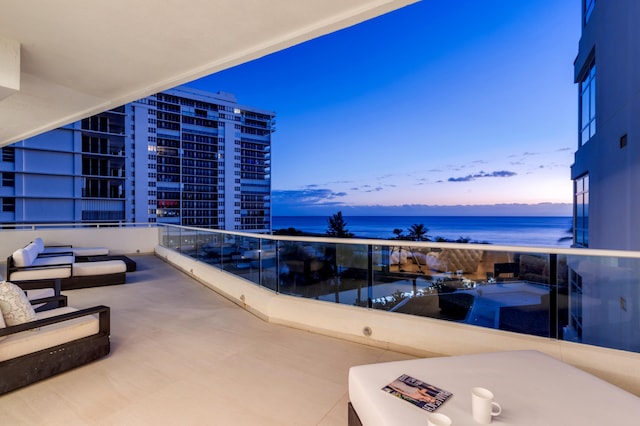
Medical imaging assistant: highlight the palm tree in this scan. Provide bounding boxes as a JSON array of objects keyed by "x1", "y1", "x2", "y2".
[
  {"x1": 326, "y1": 211, "x2": 354, "y2": 238},
  {"x1": 407, "y1": 223, "x2": 429, "y2": 241}
]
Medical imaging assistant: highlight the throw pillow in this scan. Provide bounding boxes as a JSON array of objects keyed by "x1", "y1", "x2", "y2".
[{"x1": 0, "y1": 280, "x2": 37, "y2": 326}]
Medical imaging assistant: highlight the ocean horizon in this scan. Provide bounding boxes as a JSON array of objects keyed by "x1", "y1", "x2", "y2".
[{"x1": 272, "y1": 215, "x2": 573, "y2": 248}]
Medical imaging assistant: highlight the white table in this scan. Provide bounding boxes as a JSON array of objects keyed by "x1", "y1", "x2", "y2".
[{"x1": 349, "y1": 350, "x2": 640, "y2": 425}]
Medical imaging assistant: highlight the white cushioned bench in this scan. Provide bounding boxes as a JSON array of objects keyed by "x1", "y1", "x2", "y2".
[
  {"x1": 7, "y1": 243, "x2": 127, "y2": 290},
  {"x1": 0, "y1": 303, "x2": 110, "y2": 394}
]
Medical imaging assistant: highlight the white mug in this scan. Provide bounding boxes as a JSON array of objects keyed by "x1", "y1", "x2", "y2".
[
  {"x1": 471, "y1": 387, "x2": 502, "y2": 424},
  {"x1": 427, "y1": 412, "x2": 452, "y2": 426}
]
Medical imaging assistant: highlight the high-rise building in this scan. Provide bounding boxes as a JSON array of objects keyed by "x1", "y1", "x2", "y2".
[
  {"x1": 0, "y1": 86, "x2": 275, "y2": 232},
  {"x1": 571, "y1": 0, "x2": 640, "y2": 250}
]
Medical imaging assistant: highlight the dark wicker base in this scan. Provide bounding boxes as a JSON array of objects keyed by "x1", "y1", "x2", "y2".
[
  {"x1": 0, "y1": 335, "x2": 110, "y2": 395},
  {"x1": 61, "y1": 272, "x2": 126, "y2": 290},
  {"x1": 75, "y1": 255, "x2": 137, "y2": 272}
]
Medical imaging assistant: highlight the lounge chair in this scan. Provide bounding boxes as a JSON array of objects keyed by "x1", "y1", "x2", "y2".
[{"x1": 0, "y1": 280, "x2": 110, "y2": 394}]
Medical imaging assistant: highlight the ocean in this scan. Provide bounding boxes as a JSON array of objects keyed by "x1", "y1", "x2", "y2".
[{"x1": 272, "y1": 216, "x2": 573, "y2": 248}]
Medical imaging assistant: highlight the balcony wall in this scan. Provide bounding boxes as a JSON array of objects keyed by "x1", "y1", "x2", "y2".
[{"x1": 0, "y1": 225, "x2": 157, "y2": 259}]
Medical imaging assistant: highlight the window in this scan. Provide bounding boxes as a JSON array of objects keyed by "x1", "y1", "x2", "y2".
[
  {"x1": 579, "y1": 61, "x2": 596, "y2": 146},
  {"x1": 2, "y1": 197, "x2": 15, "y2": 212},
  {"x1": 1, "y1": 172, "x2": 15, "y2": 187},
  {"x1": 584, "y1": 0, "x2": 595, "y2": 25},
  {"x1": 574, "y1": 174, "x2": 589, "y2": 247},
  {"x1": 2, "y1": 147, "x2": 15, "y2": 163}
]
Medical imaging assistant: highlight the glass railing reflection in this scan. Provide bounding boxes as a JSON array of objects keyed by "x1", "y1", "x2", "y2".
[{"x1": 158, "y1": 225, "x2": 640, "y2": 354}]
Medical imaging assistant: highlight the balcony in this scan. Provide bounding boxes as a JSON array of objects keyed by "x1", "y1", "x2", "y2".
[{"x1": 1, "y1": 224, "x2": 640, "y2": 422}]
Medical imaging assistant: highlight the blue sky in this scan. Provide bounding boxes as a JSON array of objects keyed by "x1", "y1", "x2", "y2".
[{"x1": 187, "y1": 0, "x2": 580, "y2": 216}]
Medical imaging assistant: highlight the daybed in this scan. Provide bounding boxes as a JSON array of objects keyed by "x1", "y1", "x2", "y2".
[
  {"x1": 7, "y1": 242, "x2": 127, "y2": 290},
  {"x1": 0, "y1": 280, "x2": 110, "y2": 395}
]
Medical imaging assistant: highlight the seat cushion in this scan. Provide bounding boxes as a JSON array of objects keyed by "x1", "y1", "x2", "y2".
[
  {"x1": 72, "y1": 260, "x2": 126, "y2": 277},
  {"x1": 0, "y1": 306, "x2": 100, "y2": 362},
  {"x1": 43, "y1": 246, "x2": 109, "y2": 256},
  {"x1": 0, "y1": 281, "x2": 37, "y2": 327},
  {"x1": 32, "y1": 255, "x2": 74, "y2": 266},
  {"x1": 9, "y1": 266, "x2": 71, "y2": 281}
]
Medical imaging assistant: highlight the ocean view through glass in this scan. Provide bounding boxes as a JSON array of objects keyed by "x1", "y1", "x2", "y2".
[{"x1": 273, "y1": 216, "x2": 573, "y2": 248}]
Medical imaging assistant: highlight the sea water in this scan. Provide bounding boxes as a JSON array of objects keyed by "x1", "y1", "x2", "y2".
[{"x1": 272, "y1": 216, "x2": 573, "y2": 248}]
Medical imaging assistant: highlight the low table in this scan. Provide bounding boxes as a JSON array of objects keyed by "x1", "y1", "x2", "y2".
[
  {"x1": 76, "y1": 255, "x2": 137, "y2": 272},
  {"x1": 348, "y1": 350, "x2": 640, "y2": 425}
]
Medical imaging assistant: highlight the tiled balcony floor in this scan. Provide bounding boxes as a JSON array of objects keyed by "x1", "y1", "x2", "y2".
[{"x1": 0, "y1": 255, "x2": 418, "y2": 425}]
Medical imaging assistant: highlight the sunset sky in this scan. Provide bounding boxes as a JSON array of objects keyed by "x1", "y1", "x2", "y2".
[{"x1": 188, "y1": 0, "x2": 580, "y2": 216}]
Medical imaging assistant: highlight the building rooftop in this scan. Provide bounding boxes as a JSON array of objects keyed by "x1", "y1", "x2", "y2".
[{"x1": 0, "y1": 254, "x2": 418, "y2": 425}]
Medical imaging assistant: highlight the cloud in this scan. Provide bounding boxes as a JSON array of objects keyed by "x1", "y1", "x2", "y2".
[
  {"x1": 271, "y1": 188, "x2": 348, "y2": 207},
  {"x1": 348, "y1": 183, "x2": 392, "y2": 193},
  {"x1": 364, "y1": 187, "x2": 384, "y2": 193},
  {"x1": 448, "y1": 170, "x2": 517, "y2": 182}
]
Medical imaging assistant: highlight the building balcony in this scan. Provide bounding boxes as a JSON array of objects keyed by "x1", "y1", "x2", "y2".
[{"x1": 1, "y1": 224, "x2": 640, "y2": 423}]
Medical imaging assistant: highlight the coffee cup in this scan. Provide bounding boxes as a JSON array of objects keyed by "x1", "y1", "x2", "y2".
[
  {"x1": 471, "y1": 387, "x2": 502, "y2": 424},
  {"x1": 427, "y1": 412, "x2": 452, "y2": 426}
]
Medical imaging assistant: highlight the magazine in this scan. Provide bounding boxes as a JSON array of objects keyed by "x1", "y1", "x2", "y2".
[{"x1": 382, "y1": 374, "x2": 453, "y2": 412}]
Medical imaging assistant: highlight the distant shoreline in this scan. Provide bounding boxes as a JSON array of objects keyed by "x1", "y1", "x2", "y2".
[{"x1": 272, "y1": 215, "x2": 573, "y2": 247}]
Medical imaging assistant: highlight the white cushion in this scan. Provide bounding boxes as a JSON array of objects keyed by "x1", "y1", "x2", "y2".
[
  {"x1": 32, "y1": 255, "x2": 74, "y2": 266},
  {"x1": 33, "y1": 237, "x2": 45, "y2": 253},
  {"x1": 0, "y1": 306, "x2": 100, "y2": 362},
  {"x1": 72, "y1": 260, "x2": 126, "y2": 277},
  {"x1": 25, "y1": 243, "x2": 40, "y2": 265},
  {"x1": 0, "y1": 280, "x2": 37, "y2": 326},
  {"x1": 42, "y1": 246, "x2": 109, "y2": 256},
  {"x1": 9, "y1": 266, "x2": 71, "y2": 281},
  {"x1": 12, "y1": 248, "x2": 30, "y2": 267},
  {"x1": 11, "y1": 243, "x2": 41, "y2": 267}
]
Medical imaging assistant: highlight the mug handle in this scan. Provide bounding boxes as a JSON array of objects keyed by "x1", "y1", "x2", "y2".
[{"x1": 491, "y1": 402, "x2": 502, "y2": 416}]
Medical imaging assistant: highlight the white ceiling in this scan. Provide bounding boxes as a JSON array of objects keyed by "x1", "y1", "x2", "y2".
[{"x1": 0, "y1": 0, "x2": 417, "y2": 147}]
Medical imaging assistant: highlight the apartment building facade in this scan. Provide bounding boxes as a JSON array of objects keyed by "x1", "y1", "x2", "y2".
[
  {"x1": 0, "y1": 87, "x2": 275, "y2": 232},
  {"x1": 564, "y1": 0, "x2": 640, "y2": 350},
  {"x1": 571, "y1": 0, "x2": 640, "y2": 250}
]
